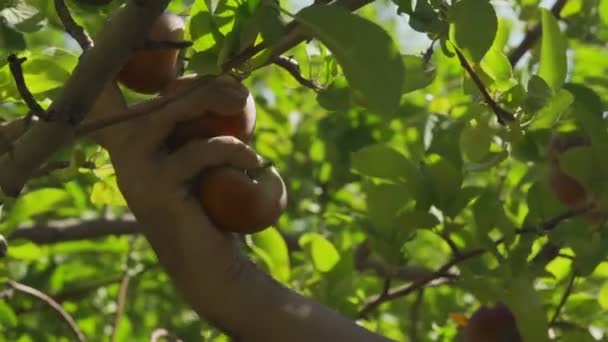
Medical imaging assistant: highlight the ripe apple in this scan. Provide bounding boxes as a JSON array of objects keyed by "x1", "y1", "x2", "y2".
[
  {"x1": 198, "y1": 162, "x2": 287, "y2": 234},
  {"x1": 117, "y1": 12, "x2": 185, "y2": 94},
  {"x1": 462, "y1": 303, "x2": 522, "y2": 342}
]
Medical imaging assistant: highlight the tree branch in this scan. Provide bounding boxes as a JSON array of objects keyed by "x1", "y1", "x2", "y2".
[
  {"x1": 549, "y1": 271, "x2": 576, "y2": 326},
  {"x1": 358, "y1": 206, "x2": 585, "y2": 318},
  {"x1": 453, "y1": 47, "x2": 516, "y2": 125},
  {"x1": 7, "y1": 54, "x2": 47, "y2": 120},
  {"x1": 9, "y1": 217, "x2": 140, "y2": 244},
  {"x1": 273, "y1": 56, "x2": 322, "y2": 91},
  {"x1": 221, "y1": 0, "x2": 374, "y2": 73},
  {"x1": 54, "y1": 0, "x2": 94, "y2": 50},
  {"x1": 508, "y1": 0, "x2": 568, "y2": 67},
  {"x1": 0, "y1": 0, "x2": 171, "y2": 197},
  {"x1": 6, "y1": 280, "x2": 87, "y2": 342}
]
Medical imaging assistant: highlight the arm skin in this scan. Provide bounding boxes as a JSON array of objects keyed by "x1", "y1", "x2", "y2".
[{"x1": 86, "y1": 79, "x2": 392, "y2": 342}]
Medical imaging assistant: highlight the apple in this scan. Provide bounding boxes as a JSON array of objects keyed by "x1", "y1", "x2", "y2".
[
  {"x1": 198, "y1": 162, "x2": 287, "y2": 234},
  {"x1": 117, "y1": 12, "x2": 185, "y2": 94},
  {"x1": 462, "y1": 303, "x2": 522, "y2": 342}
]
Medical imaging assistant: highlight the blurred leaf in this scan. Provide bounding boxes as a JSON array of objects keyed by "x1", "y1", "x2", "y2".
[
  {"x1": 250, "y1": 227, "x2": 291, "y2": 283},
  {"x1": 402, "y1": 55, "x2": 436, "y2": 94},
  {"x1": 316, "y1": 78, "x2": 351, "y2": 111},
  {"x1": 538, "y1": 9, "x2": 567, "y2": 91},
  {"x1": 351, "y1": 144, "x2": 417, "y2": 181},
  {"x1": 296, "y1": 5, "x2": 405, "y2": 116},
  {"x1": 528, "y1": 89, "x2": 573, "y2": 129},
  {"x1": 599, "y1": 281, "x2": 608, "y2": 310},
  {"x1": 300, "y1": 233, "x2": 340, "y2": 273},
  {"x1": 448, "y1": 0, "x2": 497, "y2": 62},
  {"x1": 601, "y1": 0, "x2": 608, "y2": 25},
  {"x1": 459, "y1": 121, "x2": 492, "y2": 162},
  {"x1": 0, "y1": 1, "x2": 44, "y2": 33},
  {"x1": 7, "y1": 242, "x2": 42, "y2": 261},
  {"x1": 2, "y1": 188, "x2": 71, "y2": 231},
  {"x1": 503, "y1": 276, "x2": 550, "y2": 342},
  {"x1": 0, "y1": 301, "x2": 17, "y2": 328},
  {"x1": 189, "y1": 48, "x2": 222, "y2": 75},
  {"x1": 90, "y1": 176, "x2": 127, "y2": 207},
  {"x1": 424, "y1": 156, "x2": 462, "y2": 213},
  {"x1": 364, "y1": 181, "x2": 412, "y2": 229},
  {"x1": 523, "y1": 75, "x2": 553, "y2": 114}
]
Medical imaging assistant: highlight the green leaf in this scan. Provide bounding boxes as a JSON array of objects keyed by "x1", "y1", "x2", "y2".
[
  {"x1": 364, "y1": 182, "x2": 412, "y2": 230},
  {"x1": 300, "y1": 233, "x2": 340, "y2": 273},
  {"x1": 316, "y1": 78, "x2": 351, "y2": 111},
  {"x1": 599, "y1": 281, "x2": 608, "y2": 310},
  {"x1": 258, "y1": 2, "x2": 285, "y2": 45},
  {"x1": 250, "y1": 227, "x2": 291, "y2": 283},
  {"x1": 189, "y1": 48, "x2": 222, "y2": 75},
  {"x1": 480, "y1": 47, "x2": 513, "y2": 89},
  {"x1": 459, "y1": 121, "x2": 493, "y2": 162},
  {"x1": 394, "y1": 0, "x2": 413, "y2": 14},
  {"x1": 448, "y1": 0, "x2": 497, "y2": 62},
  {"x1": 402, "y1": 55, "x2": 436, "y2": 94},
  {"x1": 599, "y1": 0, "x2": 608, "y2": 26},
  {"x1": 523, "y1": 75, "x2": 553, "y2": 113},
  {"x1": 503, "y1": 276, "x2": 550, "y2": 342},
  {"x1": 409, "y1": 0, "x2": 446, "y2": 34},
  {"x1": 295, "y1": 5, "x2": 405, "y2": 116},
  {"x1": 90, "y1": 176, "x2": 127, "y2": 207},
  {"x1": 538, "y1": 9, "x2": 567, "y2": 91},
  {"x1": 2, "y1": 188, "x2": 71, "y2": 231},
  {"x1": 0, "y1": 301, "x2": 17, "y2": 328},
  {"x1": 424, "y1": 156, "x2": 462, "y2": 213},
  {"x1": 0, "y1": 21, "x2": 26, "y2": 51},
  {"x1": 473, "y1": 190, "x2": 503, "y2": 236},
  {"x1": 7, "y1": 242, "x2": 42, "y2": 261},
  {"x1": 351, "y1": 144, "x2": 417, "y2": 181},
  {"x1": 0, "y1": 2, "x2": 43, "y2": 33},
  {"x1": 528, "y1": 89, "x2": 574, "y2": 129}
]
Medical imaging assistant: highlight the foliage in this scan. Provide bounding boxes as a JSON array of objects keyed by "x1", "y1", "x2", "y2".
[{"x1": 1, "y1": 0, "x2": 608, "y2": 340}]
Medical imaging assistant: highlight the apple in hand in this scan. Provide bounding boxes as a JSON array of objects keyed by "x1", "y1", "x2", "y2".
[{"x1": 198, "y1": 160, "x2": 287, "y2": 234}]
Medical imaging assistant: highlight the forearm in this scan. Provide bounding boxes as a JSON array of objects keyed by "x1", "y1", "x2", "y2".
[{"x1": 133, "y1": 199, "x2": 390, "y2": 341}]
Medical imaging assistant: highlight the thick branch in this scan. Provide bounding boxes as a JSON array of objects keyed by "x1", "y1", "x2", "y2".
[
  {"x1": 0, "y1": 0, "x2": 171, "y2": 196},
  {"x1": 9, "y1": 217, "x2": 139, "y2": 244}
]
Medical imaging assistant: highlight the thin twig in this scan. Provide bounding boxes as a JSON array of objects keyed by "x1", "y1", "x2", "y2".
[
  {"x1": 110, "y1": 237, "x2": 138, "y2": 342},
  {"x1": 508, "y1": 0, "x2": 569, "y2": 67},
  {"x1": 7, "y1": 280, "x2": 86, "y2": 342},
  {"x1": 54, "y1": 0, "x2": 94, "y2": 50},
  {"x1": 357, "y1": 248, "x2": 484, "y2": 319},
  {"x1": 274, "y1": 56, "x2": 322, "y2": 91},
  {"x1": 409, "y1": 289, "x2": 424, "y2": 342},
  {"x1": 221, "y1": 0, "x2": 374, "y2": 73},
  {"x1": 357, "y1": 207, "x2": 586, "y2": 318},
  {"x1": 353, "y1": 241, "x2": 456, "y2": 281},
  {"x1": 453, "y1": 48, "x2": 515, "y2": 125},
  {"x1": 549, "y1": 271, "x2": 576, "y2": 326},
  {"x1": 7, "y1": 55, "x2": 47, "y2": 120}
]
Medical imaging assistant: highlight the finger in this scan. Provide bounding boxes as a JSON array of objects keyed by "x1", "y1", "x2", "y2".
[
  {"x1": 161, "y1": 135, "x2": 259, "y2": 183},
  {"x1": 130, "y1": 76, "x2": 251, "y2": 154}
]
